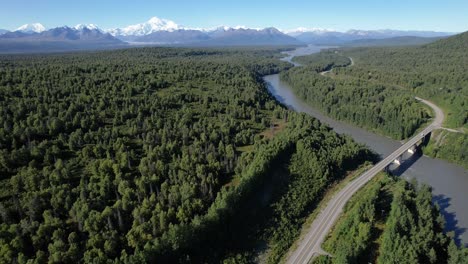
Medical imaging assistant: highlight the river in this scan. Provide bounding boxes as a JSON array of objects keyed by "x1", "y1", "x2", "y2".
[{"x1": 264, "y1": 45, "x2": 468, "y2": 245}]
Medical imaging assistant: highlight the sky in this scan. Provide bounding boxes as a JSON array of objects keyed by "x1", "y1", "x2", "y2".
[{"x1": 0, "y1": 0, "x2": 467, "y2": 32}]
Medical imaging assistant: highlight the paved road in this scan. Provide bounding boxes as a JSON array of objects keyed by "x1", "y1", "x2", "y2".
[
  {"x1": 320, "y1": 57, "x2": 354, "y2": 76},
  {"x1": 285, "y1": 95, "x2": 444, "y2": 263}
]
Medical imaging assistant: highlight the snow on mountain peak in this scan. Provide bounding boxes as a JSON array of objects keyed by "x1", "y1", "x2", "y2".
[
  {"x1": 16, "y1": 23, "x2": 46, "y2": 33},
  {"x1": 74, "y1": 24, "x2": 101, "y2": 31},
  {"x1": 108, "y1": 16, "x2": 181, "y2": 36},
  {"x1": 284, "y1": 27, "x2": 334, "y2": 36},
  {"x1": 203, "y1": 25, "x2": 263, "y2": 33}
]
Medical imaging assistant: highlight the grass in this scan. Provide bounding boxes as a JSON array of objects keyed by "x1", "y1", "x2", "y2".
[
  {"x1": 223, "y1": 177, "x2": 241, "y2": 188},
  {"x1": 236, "y1": 145, "x2": 254, "y2": 153},
  {"x1": 229, "y1": 118, "x2": 289, "y2": 189},
  {"x1": 260, "y1": 119, "x2": 288, "y2": 140},
  {"x1": 423, "y1": 129, "x2": 468, "y2": 169},
  {"x1": 425, "y1": 96, "x2": 468, "y2": 129}
]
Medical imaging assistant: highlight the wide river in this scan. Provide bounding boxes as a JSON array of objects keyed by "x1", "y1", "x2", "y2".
[{"x1": 264, "y1": 45, "x2": 468, "y2": 245}]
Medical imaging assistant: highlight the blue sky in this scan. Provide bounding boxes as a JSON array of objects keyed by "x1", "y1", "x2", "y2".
[{"x1": 1, "y1": 0, "x2": 467, "y2": 32}]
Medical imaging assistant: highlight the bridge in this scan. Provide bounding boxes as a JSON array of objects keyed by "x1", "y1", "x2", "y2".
[{"x1": 286, "y1": 97, "x2": 444, "y2": 264}]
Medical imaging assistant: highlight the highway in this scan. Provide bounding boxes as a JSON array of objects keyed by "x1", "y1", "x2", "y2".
[{"x1": 285, "y1": 97, "x2": 444, "y2": 262}]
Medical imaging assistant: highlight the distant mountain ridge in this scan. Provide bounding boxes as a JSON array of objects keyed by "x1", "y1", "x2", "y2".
[
  {"x1": 130, "y1": 26, "x2": 300, "y2": 46},
  {"x1": 0, "y1": 26, "x2": 123, "y2": 53},
  {"x1": 0, "y1": 26, "x2": 121, "y2": 42},
  {"x1": 288, "y1": 29, "x2": 454, "y2": 45},
  {"x1": 196, "y1": 27, "x2": 301, "y2": 46},
  {"x1": 106, "y1": 17, "x2": 453, "y2": 45},
  {"x1": 342, "y1": 36, "x2": 446, "y2": 47},
  {"x1": 134, "y1": 29, "x2": 211, "y2": 43},
  {"x1": 0, "y1": 16, "x2": 459, "y2": 53},
  {"x1": 107, "y1": 17, "x2": 301, "y2": 45}
]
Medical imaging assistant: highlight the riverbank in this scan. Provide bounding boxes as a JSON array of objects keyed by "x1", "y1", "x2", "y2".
[
  {"x1": 285, "y1": 48, "x2": 467, "y2": 170},
  {"x1": 264, "y1": 45, "x2": 468, "y2": 245}
]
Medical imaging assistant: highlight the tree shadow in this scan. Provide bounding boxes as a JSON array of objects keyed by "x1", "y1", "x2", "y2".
[
  {"x1": 432, "y1": 194, "x2": 467, "y2": 247},
  {"x1": 387, "y1": 145, "x2": 467, "y2": 247}
]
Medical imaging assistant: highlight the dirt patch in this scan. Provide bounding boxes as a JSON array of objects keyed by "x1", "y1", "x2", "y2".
[{"x1": 260, "y1": 119, "x2": 287, "y2": 139}]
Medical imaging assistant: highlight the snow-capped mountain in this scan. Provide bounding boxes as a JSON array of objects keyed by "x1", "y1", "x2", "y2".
[
  {"x1": 201, "y1": 27, "x2": 301, "y2": 46},
  {"x1": 124, "y1": 26, "x2": 301, "y2": 46},
  {"x1": 284, "y1": 27, "x2": 334, "y2": 36},
  {"x1": 103, "y1": 16, "x2": 453, "y2": 45},
  {"x1": 0, "y1": 26, "x2": 123, "y2": 53},
  {"x1": 204, "y1": 25, "x2": 253, "y2": 32},
  {"x1": 37, "y1": 26, "x2": 120, "y2": 42},
  {"x1": 74, "y1": 24, "x2": 101, "y2": 32},
  {"x1": 290, "y1": 29, "x2": 454, "y2": 44},
  {"x1": 0, "y1": 16, "x2": 456, "y2": 53},
  {"x1": 108, "y1": 17, "x2": 180, "y2": 37},
  {"x1": 105, "y1": 17, "x2": 301, "y2": 45},
  {"x1": 204, "y1": 26, "x2": 245, "y2": 38},
  {"x1": 16, "y1": 23, "x2": 46, "y2": 33},
  {"x1": 345, "y1": 29, "x2": 453, "y2": 38}
]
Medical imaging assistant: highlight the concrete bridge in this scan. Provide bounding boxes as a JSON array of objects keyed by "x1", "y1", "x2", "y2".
[{"x1": 286, "y1": 97, "x2": 444, "y2": 264}]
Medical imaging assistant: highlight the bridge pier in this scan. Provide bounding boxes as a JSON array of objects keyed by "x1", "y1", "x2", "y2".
[
  {"x1": 407, "y1": 145, "x2": 416, "y2": 155},
  {"x1": 393, "y1": 156, "x2": 401, "y2": 166}
]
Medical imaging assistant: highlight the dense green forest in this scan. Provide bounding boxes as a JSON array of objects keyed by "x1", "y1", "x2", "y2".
[
  {"x1": 282, "y1": 32, "x2": 468, "y2": 165},
  {"x1": 281, "y1": 51, "x2": 430, "y2": 140},
  {"x1": 314, "y1": 174, "x2": 468, "y2": 264},
  {"x1": 0, "y1": 47, "x2": 282, "y2": 262},
  {"x1": 219, "y1": 115, "x2": 375, "y2": 264},
  {"x1": 337, "y1": 32, "x2": 467, "y2": 129},
  {"x1": 292, "y1": 52, "x2": 351, "y2": 72},
  {"x1": 0, "y1": 46, "x2": 377, "y2": 263},
  {"x1": 0, "y1": 43, "x2": 465, "y2": 263},
  {"x1": 335, "y1": 32, "x2": 468, "y2": 168}
]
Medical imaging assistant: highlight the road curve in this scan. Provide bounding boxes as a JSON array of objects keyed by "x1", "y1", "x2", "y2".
[
  {"x1": 285, "y1": 72, "x2": 444, "y2": 264},
  {"x1": 320, "y1": 57, "x2": 354, "y2": 76}
]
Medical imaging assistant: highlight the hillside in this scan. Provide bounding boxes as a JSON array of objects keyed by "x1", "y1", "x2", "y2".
[
  {"x1": 134, "y1": 29, "x2": 211, "y2": 43},
  {"x1": 342, "y1": 36, "x2": 444, "y2": 47},
  {"x1": 202, "y1": 27, "x2": 301, "y2": 46},
  {"x1": 283, "y1": 31, "x2": 467, "y2": 167},
  {"x1": 338, "y1": 31, "x2": 467, "y2": 127},
  {"x1": 281, "y1": 50, "x2": 431, "y2": 140},
  {"x1": 291, "y1": 30, "x2": 453, "y2": 45}
]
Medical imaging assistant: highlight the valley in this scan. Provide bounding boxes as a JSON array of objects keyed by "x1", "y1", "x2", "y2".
[{"x1": 0, "y1": 3, "x2": 467, "y2": 263}]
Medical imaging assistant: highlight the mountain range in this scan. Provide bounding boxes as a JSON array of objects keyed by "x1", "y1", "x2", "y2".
[
  {"x1": 342, "y1": 36, "x2": 447, "y2": 47},
  {"x1": 288, "y1": 28, "x2": 453, "y2": 45},
  {"x1": 0, "y1": 17, "x2": 456, "y2": 53},
  {"x1": 130, "y1": 27, "x2": 301, "y2": 46},
  {"x1": 0, "y1": 25, "x2": 123, "y2": 53}
]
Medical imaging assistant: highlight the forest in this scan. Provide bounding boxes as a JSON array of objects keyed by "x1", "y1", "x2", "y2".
[
  {"x1": 0, "y1": 43, "x2": 465, "y2": 263},
  {"x1": 281, "y1": 51, "x2": 430, "y2": 140},
  {"x1": 282, "y1": 32, "x2": 467, "y2": 166},
  {"x1": 292, "y1": 52, "x2": 351, "y2": 72},
  {"x1": 335, "y1": 32, "x2": 468, "y2": 167},
  {"x1": 0, "y1": 46, "x2": 377, "y2": 263},
  {"x1": 314, "y1": 174, "x2": 468, "y2": 264}
]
